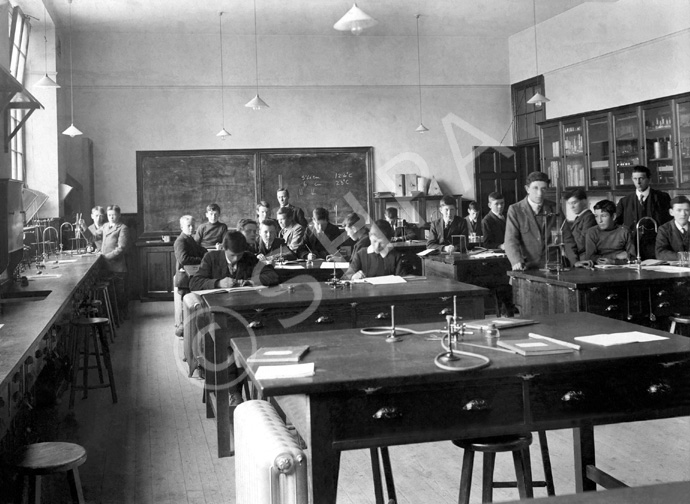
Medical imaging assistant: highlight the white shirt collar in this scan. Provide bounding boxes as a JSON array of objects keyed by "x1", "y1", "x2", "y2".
[
  {"x1": 636, "y1": 187, "x2": 651, "y2": 199},
  {"x1": 675, "y1": 221, "x2": 689, "y2": 233},
  {"x1": 367, "y1": 243, "x2": 393, "y2": 258},
  {"x1": 527, "y1": 198, "x2": 542, "y2": 214}
]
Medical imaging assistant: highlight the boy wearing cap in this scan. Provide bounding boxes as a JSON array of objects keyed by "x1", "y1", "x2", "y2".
[{"x1": 189, "y1": 231, "x2": 279, "y2": 291}]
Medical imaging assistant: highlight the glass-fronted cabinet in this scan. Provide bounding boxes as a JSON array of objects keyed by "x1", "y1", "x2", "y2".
[
  {"x1": 586, "y1": 115, "x2": 611, "y2": 188},
  {"x1": 676, "y1": 98, "x2": 690, "y2": 187},
  {"x1": 613, "y1": 109, "x2": 641, "y2": 187},
  {"x1": 541, "y1": 123, "x2": 561, "y2": 184},
  {"x1": 643, "y1": 102, "x2": 674, "y2": 185},
  {"x1": 562, "y1": 119, "x2": 585, "y2": 187}
]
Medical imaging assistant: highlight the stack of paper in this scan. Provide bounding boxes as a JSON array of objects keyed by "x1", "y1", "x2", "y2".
[
  {"x1": 574, "y1": 331, "x2": 668, "y2": 346},
  {"x1": 254, "y1": 363, "x2": 315, "y2": 380}
]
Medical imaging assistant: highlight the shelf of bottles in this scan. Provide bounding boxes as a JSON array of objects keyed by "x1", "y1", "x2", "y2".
[
  {"x1": 562, "y1": 120, "x2": 586, "y2": 187},
  {"x1": 677, "y1": 99, "x2": 690, "y2": 187},
  {"x1": 643, "y1": 103, "x2": 675, "y2": 186},
  {"x1": 586, "y1": 115, "x2": 611, "y2": 188},
  {"x1": 541, "y1": 123, "x2": 561, "y2": 185},
  {"x1": 613, "y1": 110, "x2": 641, "y2": 187}
]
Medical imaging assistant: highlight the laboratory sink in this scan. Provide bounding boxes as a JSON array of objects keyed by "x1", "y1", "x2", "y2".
[{"x1": 0, "y1": 290, "x2": 52, "y2": 303}]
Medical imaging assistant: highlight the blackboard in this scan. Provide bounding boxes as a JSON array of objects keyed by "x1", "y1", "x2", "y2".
[
  {"x1": 258, "y1": 148, "x2": 373, "y2": 225},
  {"x1": 137, "y1": 147, "x2": 373, "y2": 238},
  {"x1": 137, "y1": 150, "x2": 257, "y2": 236}
]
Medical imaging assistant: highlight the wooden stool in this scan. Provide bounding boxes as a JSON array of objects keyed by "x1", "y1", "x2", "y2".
[
  {"x1": 370, "y1": 446, "x2": 397, "y2": 504},
  {"x1": 69, "y1": 318, "x2": 118, "y2": 409},
  {"x1": 11, "y1": 442, "x2": 87, "y2": 503},
  {"x1": 98, "y1": 276, "x2": 121, "y2": 327},
  {"x1": 670, "y1": 315, "x2": 690, "y2": 335},
  {"x1": 452, "y1": 432, "x2": 555, "y2": 503},
  {"x1": 93, "y1": 281, "x2": 119, "y2": 334}
]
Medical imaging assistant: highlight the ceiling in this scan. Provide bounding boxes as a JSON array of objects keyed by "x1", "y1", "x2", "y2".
[{"x1": 33, "y1": 0, "x2": 618, "y2": 37}]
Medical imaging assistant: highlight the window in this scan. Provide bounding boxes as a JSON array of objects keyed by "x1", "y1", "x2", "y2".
[
  {"x1": 8, "y1": 6, "x2": 31, "y2": 181},
  {"x1": 512, "y1": 76, "x2": 546, "y2": 145}
]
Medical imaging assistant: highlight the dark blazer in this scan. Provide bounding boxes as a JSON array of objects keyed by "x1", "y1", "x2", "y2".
[
  {"x1": 100, "y1": 222, "x2": 131, "y2": 273},
  {"x1": 346, "y1": 247, "x2": 405, "y2": 279},
  {"x1": 189, "y1": 250, "x2": 279, "y2": 291},
  {"x1": 300, "y1": 222, "x2": 347, "y2": 259},
  {"x1": 464, "y1": 217, "x2": 480, "y2": 236},
  {"x1": 655, "y1": 221, "x2": 690, "y2": 261},
  {"x1": 427, "y1": 217, "x2": 468, "y2": 251},
  {"x1": 481, "y1": 212, "x2": 506, "y2": 249},
  {"x1": 615, "y1": 188, "x2": 672, "y2": 230},
  {"x1": 257, "y1": 237, "x2": 295, "y2": 261},
  {"x1": 350, "y1": 235, "x2": 371, "y2": 261},
  {"x1": 174, "y1": 232, "x2": 206, "y2": 269},
  {"x1": 568, "y1": 209, "x2": 597, "y2": 261},
  {"x1": 504, "y1": 197, "x2": 577, "y2": 269},
  {"x1": 615, "y1": 188, "x2": 672, "y2": 260}
]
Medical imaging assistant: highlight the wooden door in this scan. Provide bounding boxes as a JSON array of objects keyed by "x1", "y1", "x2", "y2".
[{"x1": 473, "y1": 146, "x2": 519, "y2": 211}]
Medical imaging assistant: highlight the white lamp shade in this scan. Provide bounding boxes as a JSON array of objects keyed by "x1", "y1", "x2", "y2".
[
  {"x1": 217, "y1": 128, "x2": 231, "y2": 138},
  {"x1": 59, "y1": 183, "x2": 73, "y2": 200},
  {"x1": 334, "y1": 3, "x2": 378, "y2": 34},
  {"x1": 527, "y1": 92, "x2": 550, "y2": 106},
  {"x1": 35, "y1": 74, "x2": 60, "y2": 88},
  {"x1": 415, "y1": 123, "x2": 429, "y2": 133},
  {"x1": 245, "y1": 94, "x2": 270, "y2": 110},
  {"x1": 62, "y1": 123, "x2": 83, "y2": 137}
]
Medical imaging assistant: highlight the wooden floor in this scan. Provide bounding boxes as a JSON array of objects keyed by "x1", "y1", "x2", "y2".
[{"x1": 36, "y1": 301, "x2": 689, "y2": 503}]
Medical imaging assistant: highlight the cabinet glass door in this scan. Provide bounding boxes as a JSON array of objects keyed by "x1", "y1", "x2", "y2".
[
  {"x1": 586, "y1": 115, "x2": 611, "y2": 188},
  {"x1": 613, "y1": 109, "x2": 641, "y2": 187},
  {"x1": 540, "y1": 124, "x2": 561, "y2": 184},
  {"x1": 562, "y1": 119, "x2": 585, "y2": 188},
  {"x1": 643, "y1": 103, "x2": 674, "y2": 185},
  {"x1": 677, "y1": 99, "x2": 690, "y2": 187}
]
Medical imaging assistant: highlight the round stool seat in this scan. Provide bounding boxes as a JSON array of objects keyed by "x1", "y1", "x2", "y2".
[
  {"x1": 12, "y1": 442, "x2": 87, "y2": 476},
  {"x1": 71, "y1": 317, "x2": 109, "y2": 327},
  {"x1": 670, "y1": 315, "x2": 690, "y2": 324},
  {"x1": 452, "y1": 433, "x2": 533, "y2": 453}
]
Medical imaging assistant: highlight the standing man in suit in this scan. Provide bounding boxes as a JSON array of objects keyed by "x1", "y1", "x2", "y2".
[
  {"x1": 427, "y1": 196, "x2": 468, "y2": 252},
  {"x1": 505, "y1": 171, "x2": 577, "y2": 270},
  {"x1": 565, "y1": 188, "x2": 597, "y2": 262},
  {"x1": 615, "y1": 165, "x2": 672, "y2": 260},
  {"x1": 276, "y1": 187, "x2": 309, "y2": 228},
  {"x1": 102, "y1": 205, "x2": 132, "y2": 318},
  {"x1": 481, "y1": 192, "x2": 506, "y2": 250}
]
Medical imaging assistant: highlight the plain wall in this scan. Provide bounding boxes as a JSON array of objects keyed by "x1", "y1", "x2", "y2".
[
  {"x1": 509, "y1": 0, "x2": 690, "y2": 118},
  {"x1": 55, "y1": 28, "x2": 511, "y2": 214}
]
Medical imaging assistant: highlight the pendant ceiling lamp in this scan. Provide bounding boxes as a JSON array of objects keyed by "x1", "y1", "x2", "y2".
[
  {"x1": 34, "y1": 4, "x2": 60, "y2": 88},
  {"x1": 414, "y1": 15, "x2": 428, "y2": 133},
  {"x1": 245, "y1": 0, "x2": 269, "y2": 110},
  {"x1": 526, "y1": 0, "x2": 550, "y2": 107},
  {"x1": 334, "y1": 3, "x2": 378, "y2": 35},
  {"x1": 62, "y1": 0, "x2": 82, "y2": 137},
  {"x1": 216, "y1": 12, "x2": 230, "y2": 139}
]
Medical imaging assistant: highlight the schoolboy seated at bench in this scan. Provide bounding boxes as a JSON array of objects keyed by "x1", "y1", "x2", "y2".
[
  {"x1": 345, "y1": 220, "x2": 407, "y2": 280},
  {"x1": 384, "y1": 207, "x2": 415, "y2": 242},
  {"x1": 576, "y1": 200, "x2": 635, "y2": 267},
  {"x1": 655, "y1": 195, "x2": 690, "y2": 261},
  {"x1": 189, "y1": 231, "x2": 279, "y2": 291},
  {"x1": 300, "y1": 207, "x2": 348, "y2": 260},
  {"x1": 195, "y1": 203, "x2": 228, "y2": 251},
  {"x1": 257, "y1": 219, "x2": 295, "y2": 262}
]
